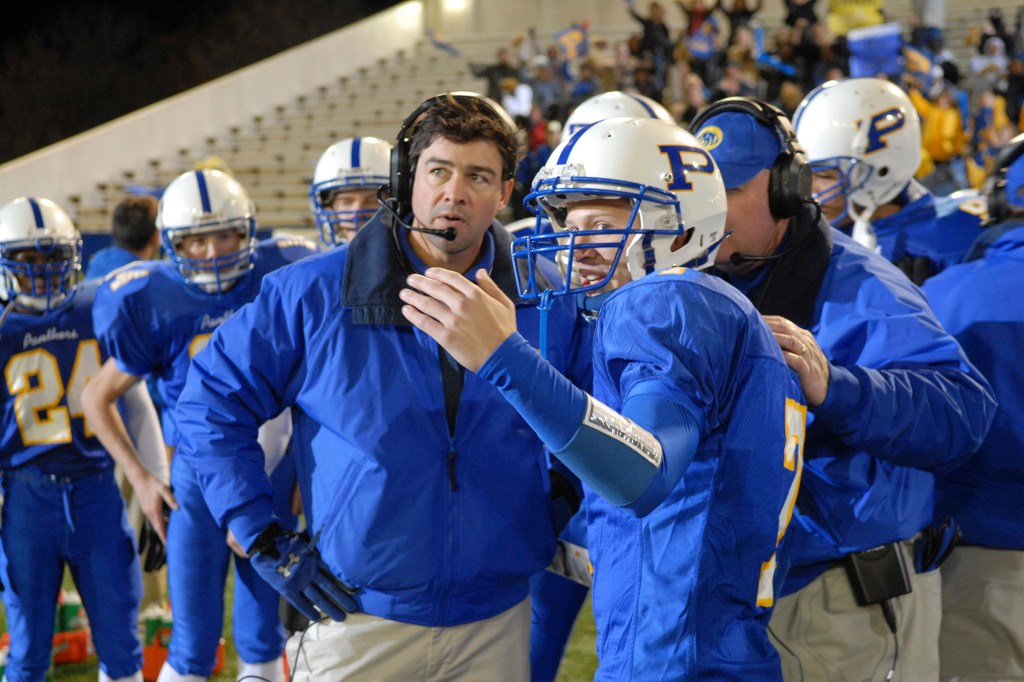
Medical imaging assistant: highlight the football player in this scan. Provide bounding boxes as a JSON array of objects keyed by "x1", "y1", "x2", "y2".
[
  {"x1": 792, "y1": 77, "x2": 984, "y2": 283},
  {"x1": 82, "y1": 170, "x2": 316, "y2": 682},
  {"x1": 0, "y1": 197, "x2": 168, "y2": 682},
  {"x1": 309, "y1": 136, "x2": 392, "y2": 248},
  {"x1": 400, "y1": 117, "x2": 806, "y2": 679},
  {"x1": 528, "y1": 87, "x2": 677, "y2": 681}
]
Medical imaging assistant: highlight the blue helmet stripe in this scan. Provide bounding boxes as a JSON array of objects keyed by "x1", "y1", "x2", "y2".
[
  {"x1": 557, "y1": 121, "x2": 596, "y2": 164},
  {"x1": 195, "y1": 171, "x2": 213, "y2": 213},
  {"x1": 28, "y1": 198, "x2": 45, "y2": 229},
  {"x1": 351, "y1": 138, "x2": 362, "y2": 168},
  {"x1": 625, "y1": 93, "x2": 657, "y2": 118}
]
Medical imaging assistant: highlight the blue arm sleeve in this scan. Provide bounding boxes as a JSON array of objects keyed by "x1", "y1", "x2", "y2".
[{"x1": 478, "y1": 333, "x2": 700, "y2": 516}]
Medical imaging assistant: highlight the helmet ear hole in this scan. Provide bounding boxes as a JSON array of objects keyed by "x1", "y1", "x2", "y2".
[{"x1": 670, "y1": 228, "x2": 695, "y2": 253}]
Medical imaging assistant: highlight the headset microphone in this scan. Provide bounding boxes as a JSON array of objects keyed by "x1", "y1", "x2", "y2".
[{"x1": 376, "y1": 185, "x2": 457, "y2": 242}]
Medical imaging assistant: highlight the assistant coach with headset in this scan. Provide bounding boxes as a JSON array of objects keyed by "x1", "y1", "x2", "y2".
[
  {"x1": 691, "y1": 97, "x2": 995, "y2": 680},
  {"x1": 172, "y1": 92, "x2": 592, "y2": 680}
]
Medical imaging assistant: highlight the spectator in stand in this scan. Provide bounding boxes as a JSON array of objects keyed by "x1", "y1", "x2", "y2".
[
  {"x1": 721, "y1": 0, "x2": 763, "y2": 45},
  {"x1": 500, "y1": 75, "x2": 534, "y2": 128},
  {"x1": 568, "y1": 62, "x2": 601, "y2": 109},
  {"x1": 911, "y1": 0, "x2": 946, "y2": 52},
  {"x1": 470, "y1": 47, "x2": 520, "y2": 102},
  {"x1": 977, "y1": 8, "x2": 1016, "y2": 58},
  {"x1": 676, "y1": 0, "x2": 721, "y2": 37},
  {"x1": 626, "y1": 0, "x2": 676, "y2": 93},
  {"x1": 629, "y1": 64, "x2": 664, "y2": 102},
  {"x1": 970, "y1": 36, "x2": 1010, "y2": 94},
  {"x1": 908, "y1": 81, "x2": 967, "y2": 195},
  {"x1": 784, "y1": 0, "x2": 819, "y2": 27}
]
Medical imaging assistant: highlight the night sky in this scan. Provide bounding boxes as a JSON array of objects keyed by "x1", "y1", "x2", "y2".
[{"x1": 0, "y1": 0, "x2": 402, "y2": 162}]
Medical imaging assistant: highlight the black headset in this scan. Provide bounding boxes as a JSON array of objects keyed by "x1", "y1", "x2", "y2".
[
  {"x1": 387, "y1": 92, "x2": 515, "y2": 217},
  {"x1": 986, "y1": 132, "x2": 1024, "y2": 226},
  {"x1": 690, "y1": 97, "x2": 813, "y2": 220}
]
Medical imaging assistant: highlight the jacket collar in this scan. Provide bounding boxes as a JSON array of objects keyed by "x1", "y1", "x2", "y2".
[{"x1": 341, "y1": 209, "x2": 521, "y2": 326}]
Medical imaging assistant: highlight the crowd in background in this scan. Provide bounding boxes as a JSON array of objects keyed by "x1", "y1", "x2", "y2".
[{"x1": 469, "y1": 0, "x2": 1024, "y2": 198}]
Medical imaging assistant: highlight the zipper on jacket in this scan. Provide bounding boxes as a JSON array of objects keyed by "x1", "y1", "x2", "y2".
[
  {"x1": 447, "y1": 446, "x2": 459, "y2": 492},
  {"x1": 438, "y1": 346, "x2": 464, "y2": 491}
]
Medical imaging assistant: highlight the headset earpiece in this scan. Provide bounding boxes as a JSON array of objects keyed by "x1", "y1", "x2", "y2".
[
  {"x1": 986, "y1": 133, "x2": 1024, "y2": 226},
  {"x1": 690, "y1": 97, "x2": 813, "y2": 220}
]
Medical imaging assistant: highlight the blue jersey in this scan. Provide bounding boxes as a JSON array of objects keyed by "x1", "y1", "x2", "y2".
[
  {"x1": 924, "y1": 224, "x2": 1024, "y2": 549},
  {"x1": 92, "y1": 239, "x2": 315, "y2": 446},
  {"x1": 872, "y1": 185, "x2": 986, "y2": 275},
  {"x1": 0, "y1": 282, "x2": 112, "y2": 478},
  {"x1": 84, "y1": 245, "x2": 140, "y2": 281},
  {"x1": 587, "y1": 269, "x2": 804, "y2": 680}
]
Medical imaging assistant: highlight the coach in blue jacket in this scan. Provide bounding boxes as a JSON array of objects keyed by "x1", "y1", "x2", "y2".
[
  {"x1": 922, "y1": 137, "x2": 1024, "y2": 680},
  {"x1": 173, "y1": 94, "x2": 591, "y2": 681},
  {"x1": 692, "y1": 98, "x2": 996, "y2": 680}
]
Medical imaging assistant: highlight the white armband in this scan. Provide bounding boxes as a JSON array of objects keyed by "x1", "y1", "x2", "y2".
[
  {"x1": 121, "y1": 381, "x2": 169, "y2": 484},
  {"x1": 258, "y1": 410, "x2": 293, "y2": 476}
]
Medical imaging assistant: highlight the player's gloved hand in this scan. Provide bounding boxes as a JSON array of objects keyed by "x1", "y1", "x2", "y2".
[
  {"x1": 549, "y1": 470, "x2": 582, "y2": 536},
  {"x1": 249, "y1": 523, "x2": 359, "y2": 622},
  {"x1": 138, "y1": 501, "x2": 171, "y2": 572}
]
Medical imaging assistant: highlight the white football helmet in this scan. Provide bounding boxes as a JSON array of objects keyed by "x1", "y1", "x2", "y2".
[
  {"x1": 310, "y1": 137, "x2": 392, "y2": 247},
  {"x1": 0, "y1": 197, "x2": 82, "y2": 312},
  {"x1": 564, "y1": 91, "x2": 676, "y2": 139},
  {"x1": 792, "y1": 78, "x2": 922, "y2": 222},
  {"x1": 517, "y1": 117, "x2": 727, "y2": 298},
  {"x1": 158, "y1": 169, "x2": 256, "y2": 293}
]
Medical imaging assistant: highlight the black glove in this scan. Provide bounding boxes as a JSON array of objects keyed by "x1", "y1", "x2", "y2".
[
  {"x1": 138, "y1": 501, "x2": 171, "y2": 572},
  {"x1": 249, "y1": 524, "x2": 359, "y2": 622},
  {"x1": 549, "y1": 470, "x2": 582, "y2": 536}
]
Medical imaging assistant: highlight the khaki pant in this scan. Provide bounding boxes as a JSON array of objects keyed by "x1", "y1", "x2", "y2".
[
  {"x1": 940, "y1": 546, "x2": 1024, "y2": 682},
  {"x1": 285, "y1": 598, "x2": 530, "y2": 681},
  {"x1": 769, "y1": 539, "x2": 941, "y2": 682}
]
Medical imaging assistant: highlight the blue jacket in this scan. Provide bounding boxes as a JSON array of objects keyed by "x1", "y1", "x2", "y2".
[
  {"x1": 174, "y1": 212, "x2": 592, "y2": 627},
  {"x1": 924, "y1": 223, "x2": 1024, "y2": 549},
  {"x1": 722, "y1": 212, "x2": 995, "y2": 594}
]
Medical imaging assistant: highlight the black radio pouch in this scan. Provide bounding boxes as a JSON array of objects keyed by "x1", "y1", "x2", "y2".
[{"x1": 844, "y1": 542, "x2": 912, "y2": 606}]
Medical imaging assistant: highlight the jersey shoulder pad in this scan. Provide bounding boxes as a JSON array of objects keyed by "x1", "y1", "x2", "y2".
[
  {"x1": 260, "y1": 237, "x2": 318, "y2": 264},
  {"x1": 98, "y1": 260, "x2": 172, "y2": 297}
]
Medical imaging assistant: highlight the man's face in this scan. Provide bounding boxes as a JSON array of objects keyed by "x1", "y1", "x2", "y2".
[
  {"x1": 715, "y1": 170, "x2": 788, "y2": 273},
  {"x1": 10, "y1": 249, "x2": 63, "y2": 297},
  {"x1": 409, "y1": 136, "x2": 512, "y2": 271},
  {"x1": 329, "y1": 188, "x2": 378, "y2": 241},
  {"x1": 812, "y1": 168, "x2": 851, "y2": 227},
  {"x1": 562, "y1": 198, "x2": 635, "y2": 295},
  {"x1": 177, "y1": 228, "x2": 244, "y2": 264}
]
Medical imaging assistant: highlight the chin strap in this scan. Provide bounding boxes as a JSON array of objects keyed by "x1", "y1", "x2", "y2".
[{"x1": 848, "y1": 202, "x2": 879, "y2": 251}]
